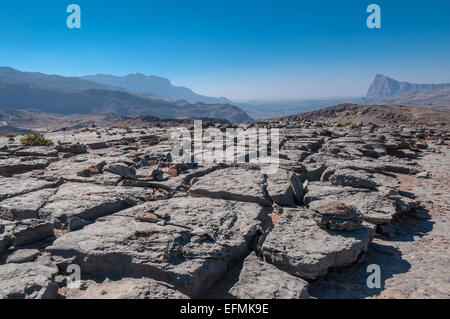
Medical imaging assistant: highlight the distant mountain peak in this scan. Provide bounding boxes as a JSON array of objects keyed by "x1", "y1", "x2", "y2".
[{"x1": 367, "y1": 74, "x2": 450, "y2": 99}]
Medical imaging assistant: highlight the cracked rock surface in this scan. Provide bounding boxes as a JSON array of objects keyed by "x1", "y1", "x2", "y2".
[{"x1": 0, "y1": 122, "x2": 448, "y2": 299}]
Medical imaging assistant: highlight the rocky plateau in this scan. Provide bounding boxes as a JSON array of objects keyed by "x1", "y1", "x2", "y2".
[{"x1": 0, "y1": 116, "x2": 448, "y2": 299}]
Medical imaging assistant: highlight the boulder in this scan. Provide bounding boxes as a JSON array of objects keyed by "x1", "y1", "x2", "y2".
[
  {"x1": 66, "y1": 278, "x2": 188, "y2": 299},
  {"x1": 39, "y1": 183, "x2": 153, "y2": 228},
  {"x1": 305, "y1": 182, "x2": 398, "y2": 225},
  {"x1": 262, "y1": 207, "x2": 373, "y2": 280},
  {"x1": 329, "y1": 169, "x2": 377, "y2": 189},
  {"x1": 0, "y1": 177, "x2": 57, "y2": 202},
  {"x1": 266, "y1": 170, "x2": 295, "y2": 206},
  {"x1": 305, "y1": 164, "x2": 327, "y2": 181},
  {"x1": 309, "y1": 200, "x2": 363, "y2": 231},
  {"x1": 0, "y1": 220, "x2": 15, "y2": 253},
  {"x1": 6, "y1": 249, "x2": 40, "y2": 264},
  {"x1": 0, "y1": 262, "x2": 58, "y2": 299},
  {"x1": 189, "y1": 168, "x2": 271, "y2": 206},
  {"x1": 55, "y1": 143, "x2": 88, "y2": 154},
  {"x1": 0, "y1": 158, "x2": 54, "y2": 176},
  {"x1": 0, "y1": 188, "x2": 57, "y2": 220},
  {"x1": 11, "y1": 219, "x2": 54, "y2": 247},
  {"x1": 14, "y1": 147, "x2": 58, "y2": 157},
  {"x1": 229, "y1": 253, "x2": 310, "y2": 299},
  {"x1": 103, "y1": 163, "x2": 137, "y2": 179},
  {"x1": 41, "y1": 156, "x2": 108, "y2": 182}
]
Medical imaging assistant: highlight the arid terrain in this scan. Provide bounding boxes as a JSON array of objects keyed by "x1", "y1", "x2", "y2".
[
  {"x1": 0, "y1": 105, "x2": 449, "y2": 299},
  {"x1": 283, "y1": 104, "x2": 450, "y2": 129}
]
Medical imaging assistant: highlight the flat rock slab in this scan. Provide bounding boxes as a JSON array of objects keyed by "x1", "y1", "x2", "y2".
[
  {"x1": 14, "y1": 147, "x2": 58, "y2": 157},
  {"x1": 11, "y1": 219, "x2": 54, "y2": 247},
  {"x1": 329, "y1": 169, "x2": 378, "y2": 189},
  {"x1": 47, "y1": 197, "x2": 266, "y2": 298},
  {"x1": 326, "y1": 168, "x2": 399, "y2": 189},
  {"x1": 0, "y1": 158, "x2": 54, "y2": 176},
  {"x1": 41, "y1": 155, "x2": 108, "y2": 182},
  {"x1": 262, "y1": 207, "x2": 373, "y2": 280},
  {"x1": 324, "y1": 157, "x2": 421, "y2": 175},
  {"x1": 6, "y1": 248, "x2": 40, "y2": 264},
  {"x1": 229, "y1": 252, "x2": 310, "y2": 299},
  {"x1": 305, "y1": 182, "x2": 398, "y2": 225},
  {"x1": 266, "y1": 170, "x2": 295, "y2": 206},
  {"x1": 0, "y1": 177, "x2": 57, "y2": 202},
  {"x1": 0, "y1": 188, "x2": 57, "y2": 220},
  {"x1": 189, "y1": 168, "x2": 271, "y2": 206},
  {"x1": 0, "y1": 262, "x2": 58, "y2": 299},
  {"x1": 66, "y1": 278, "x2": 188, "y2": 299},
  {"x1": 0, "y1": 220, "x2": 15, "y2": 253},
  {"x1": 152, "y1": 165, "x2": 219, "y2": 192},
  {"x1": 39, "y1": 183, "x2": 153, "y2": 228}
]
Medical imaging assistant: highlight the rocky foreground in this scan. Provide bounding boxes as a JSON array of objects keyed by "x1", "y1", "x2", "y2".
[{"x1": 0, "y1": 120, "x2": 448, "y2": 299}]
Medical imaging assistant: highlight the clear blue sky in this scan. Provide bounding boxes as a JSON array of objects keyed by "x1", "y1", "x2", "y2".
[{"x1": 0, "y1": 0, "x2": 449, "y2": 100}]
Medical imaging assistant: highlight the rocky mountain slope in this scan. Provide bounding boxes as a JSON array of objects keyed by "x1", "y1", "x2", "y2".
[
  {"x1": 0, "y1": 109, "x2": 120, "y2": 132},
  {"x1": 378, "y1": 86, "x2": 450, "y2": 109},
  {"x1": 282, "y1": 104, "x2": 450, "y2": 129},
  {"x1": 0, "y1": 109, "x2": 235, "y2": 133},
  {"x1": 0, "y1": 117, "x2": 448, "y2": 299},
  {"x1": 0, "y1": 67, "x2": 252, "y2": 123}
]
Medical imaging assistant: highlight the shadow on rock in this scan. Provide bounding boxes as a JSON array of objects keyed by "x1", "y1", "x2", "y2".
[
  {"x1": 308, "y1": 242, "x2": 412, "y2": 299},
  {"x1": 383, "y1": 206, "x2": 435, "y2": 242}
]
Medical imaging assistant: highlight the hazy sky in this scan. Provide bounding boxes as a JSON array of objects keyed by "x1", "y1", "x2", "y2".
[{"x1": 0, "y1": 0, "x2": 449, "y2": 100}]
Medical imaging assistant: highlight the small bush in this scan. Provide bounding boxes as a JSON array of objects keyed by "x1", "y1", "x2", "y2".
[
  {"x1": 338, "y1": 121, "x2": 361, "y2": 129},
  {"x1": 20, "y1": 133, "x2": 53, "y2": 146}
]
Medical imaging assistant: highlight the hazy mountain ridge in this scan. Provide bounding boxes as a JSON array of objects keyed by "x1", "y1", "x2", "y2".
[
  {"x1": 0, "y1": 67, "x2": 123, "y2": 93},
  {"x1": 0, "y1": 67, "x2": 252, "y2": 123},
  {"x1": 81, "y1": 73, "x2": 232, "y2": 105}
]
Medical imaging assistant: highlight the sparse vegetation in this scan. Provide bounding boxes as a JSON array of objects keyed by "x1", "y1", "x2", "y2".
[
  {"x1": 337, "y1": 120, "x2": 361, "y2": 129},
  {"x1": 20, "y1": 133, "x2": 53, "y2": 146}
]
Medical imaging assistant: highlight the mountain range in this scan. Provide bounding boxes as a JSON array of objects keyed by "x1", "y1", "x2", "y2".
[
  {"x1": 0, "y1": 67, "x2": 252, "y2": 123},
  {"x1": 239, "y1": 75, "x2": 450, "y2": 120},
  {"x1": 81, "y1": 73, "x2": 232, "y2": 105},
  {"x1": 0, "y1": 67, "x2": 448, "y2": 125}
]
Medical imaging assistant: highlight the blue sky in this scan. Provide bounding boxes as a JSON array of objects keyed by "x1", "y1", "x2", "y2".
[{"x1": 0, "y1": 0, "x2": 449, "y2": 100}]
